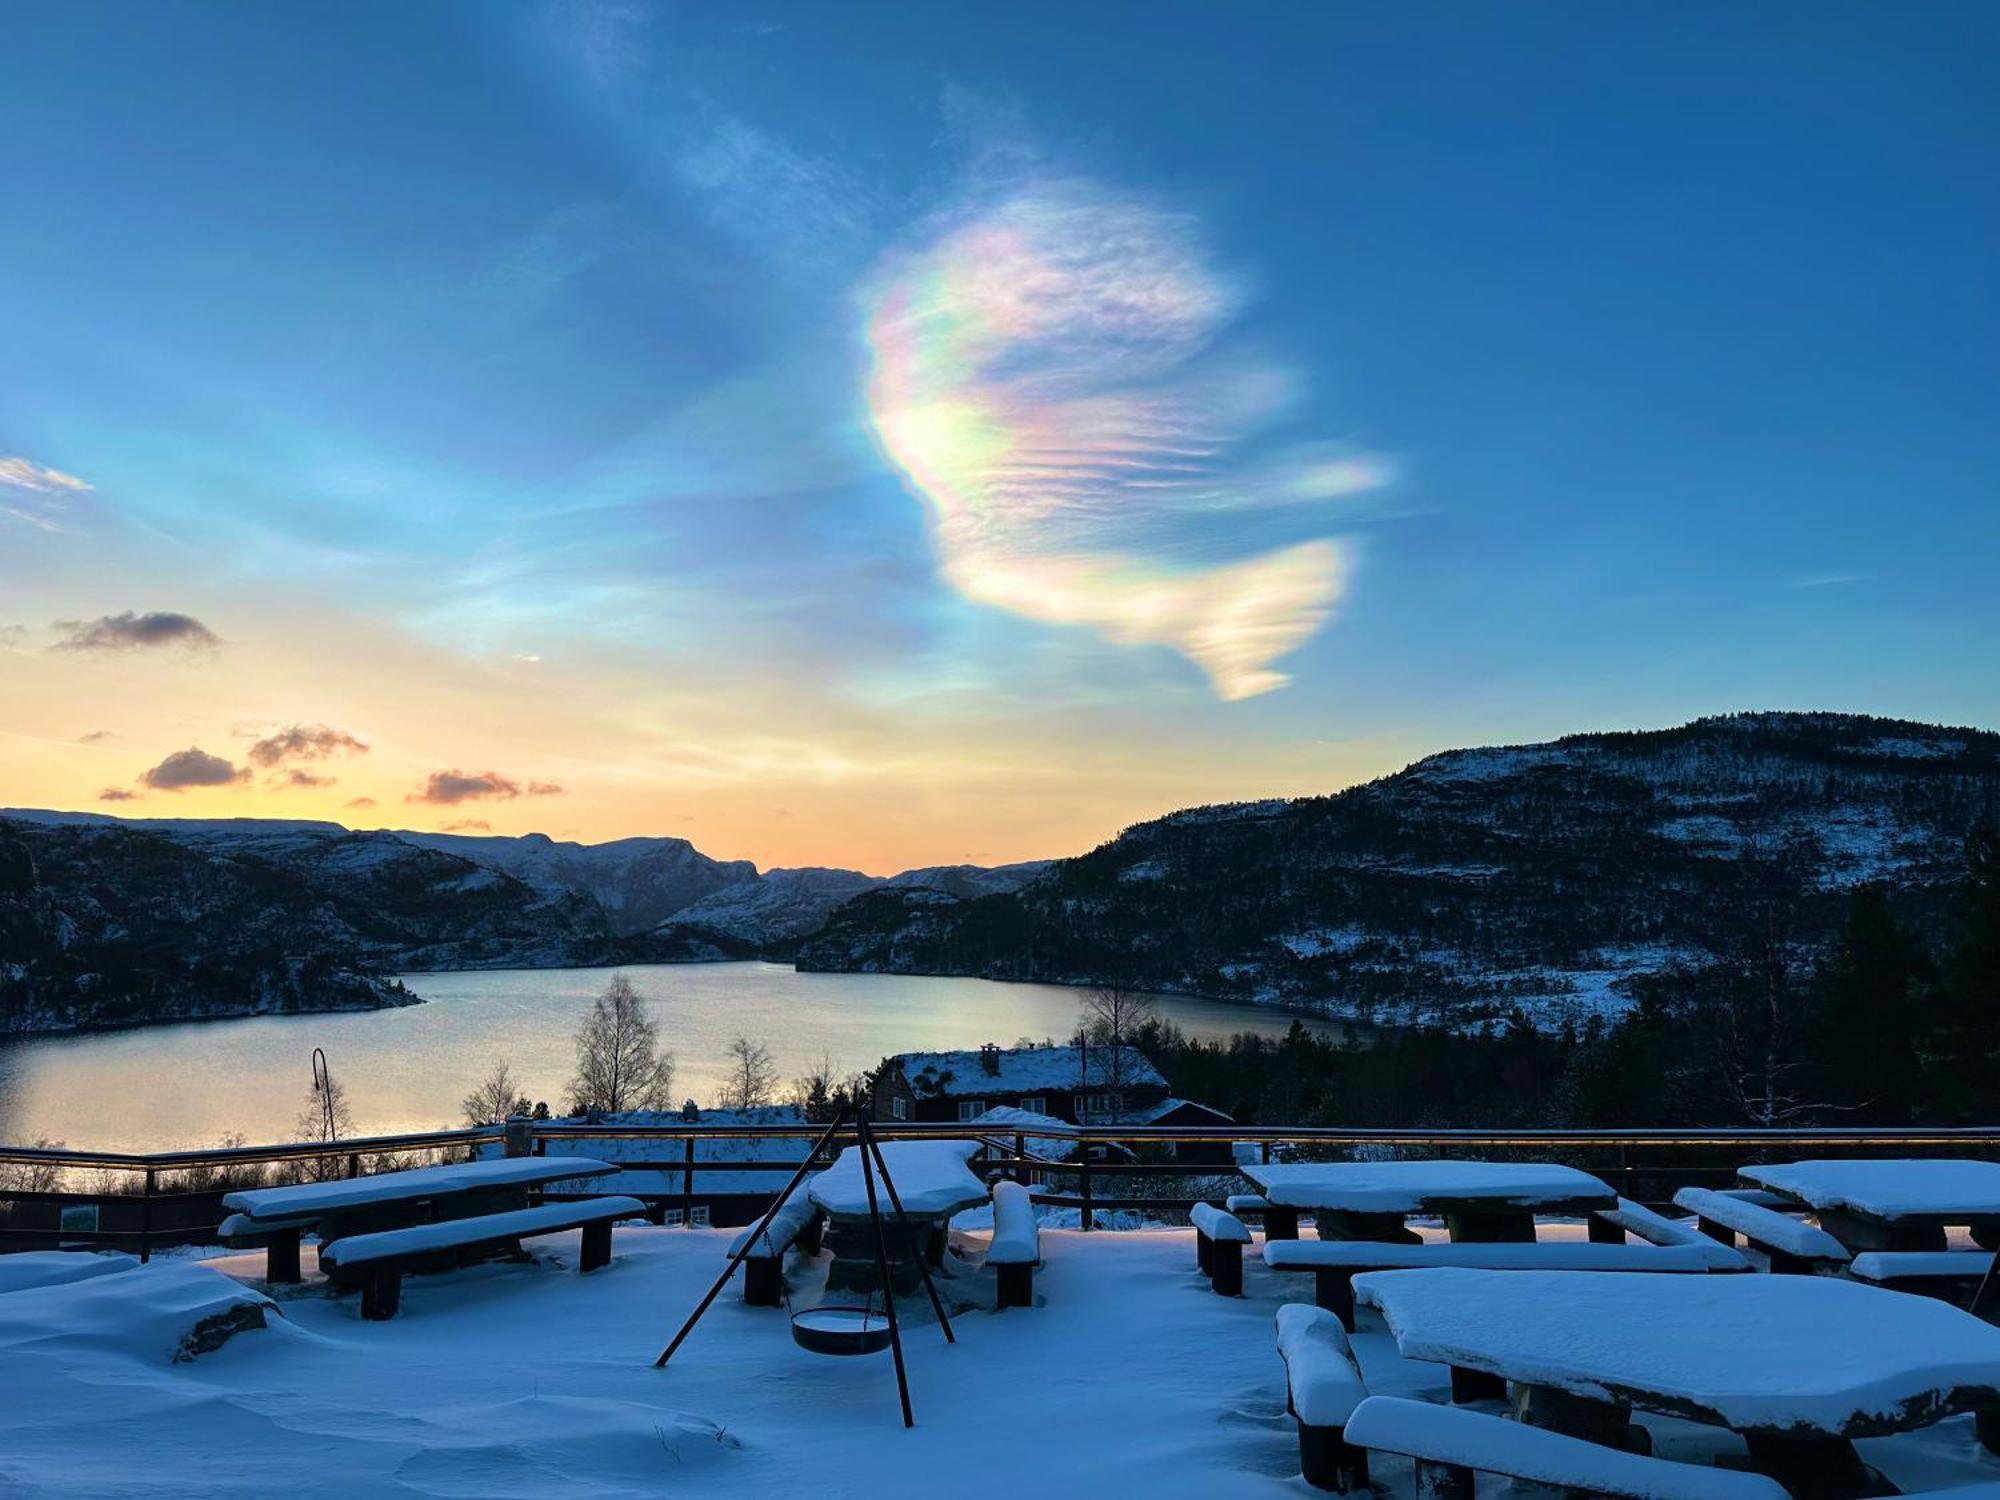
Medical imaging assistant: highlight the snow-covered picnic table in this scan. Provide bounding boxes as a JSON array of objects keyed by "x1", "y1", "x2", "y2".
[
  {"x1": 1740, "y1": 1159, "x2": 2000, "y2": 1252},
  {"x1": 807, "y1": 1140, "x2": 987, "y2": 1219},
  {"x1": 1356, "y1": 1266, "x2": 2000, "y2": 1497},
  {"x1": 1239, "y1": 1159, "x2": 1615, "y2": 1241},
  {"x1": 219, "y1": 1157, "x2": 619, "y2": 1282},
  {"x1": 807, "y1": 1140, "x2": 989, "y2": 1296}
]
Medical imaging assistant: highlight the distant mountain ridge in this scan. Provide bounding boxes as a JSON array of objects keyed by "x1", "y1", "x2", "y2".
[
  {"x1": 0, "y1": 809, "x2": 1049, "y2": 1032},
  {"x1": 795, "y1": 712, "x2": 2000, "y2": 1031}
]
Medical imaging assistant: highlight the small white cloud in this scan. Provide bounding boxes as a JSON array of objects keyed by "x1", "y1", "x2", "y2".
[
  {"x1": 1788, "y1": 572, "x2": 1868, "y2": 590},
  {"x1": 0, "y1": 457, "x2": 90, "y2": 493}
]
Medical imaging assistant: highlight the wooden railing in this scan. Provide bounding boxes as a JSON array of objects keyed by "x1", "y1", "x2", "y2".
[{"x1": 5, "y1": 1121, "x2": 1998, "y2": 1262}]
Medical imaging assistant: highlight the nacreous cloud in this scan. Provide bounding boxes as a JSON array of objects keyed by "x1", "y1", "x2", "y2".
[
  {"x1": 863, "y1": 181, "x2": 1385, "y2": 700},
  {"x1": 138, "y1": 747, "x2": 249, "y2": 791},
  {"x1": 53, "y1": 611, "x2": 220, "y2": 653}
]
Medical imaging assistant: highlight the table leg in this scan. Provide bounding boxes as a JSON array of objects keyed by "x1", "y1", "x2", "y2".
[
  {"x1": 1510, "y1": 1383, "x2": 1632, "y2": 1448},
  {"x1": 1263, "y1": 1207, "x2": 1300, "y2": 1241},
  {"x1": 1817, "y1": 1209, "x2": 1945, "y2": 1253},
  {"x1": 1446, "y1": 1210, "x2": 1535, "y2": 1244},
  {"x1": 1977, "y1": 1406, "x2": 2000, "y2": 1456},
  {"x1": 1449, "y1": 1365, "x2": 1506, "y2": 1403},
  {"x1": 1315, "y1": 1210, "x2": 1417, "y2": 1244},
  {"x1": 1741, "y1": 1431, "x2": 1892, "y2": 1498},
  {"x1": 265, "y1": 1228, "x2": 302, "y2": 1285}
]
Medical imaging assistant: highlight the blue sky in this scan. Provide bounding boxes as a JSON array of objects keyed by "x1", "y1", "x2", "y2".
[{"x1": 2, "y1": 1, "x2": 1995, "y2": 869}]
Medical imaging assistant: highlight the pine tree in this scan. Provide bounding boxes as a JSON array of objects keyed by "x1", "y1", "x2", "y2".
[
  {"x1": 1809, "y1": 886, "x2": 1931, "y2": 1122},
  {"x1": 1922, "y1": 827, "x2": 2000, "y2": 1120}
]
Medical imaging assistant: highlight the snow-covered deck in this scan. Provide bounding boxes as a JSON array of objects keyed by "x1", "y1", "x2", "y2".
[{"x1": 5, "y1": 1228, "x2": 2000, "y2": 1498}]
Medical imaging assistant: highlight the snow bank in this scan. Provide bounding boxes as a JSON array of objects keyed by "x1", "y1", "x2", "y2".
[
  {"x1": 0, "y1": 1250, "x2": 139, "y2": 1295},
  {"x1": 0, "y1": 1260, "x2": 275, "y2": 1365}
]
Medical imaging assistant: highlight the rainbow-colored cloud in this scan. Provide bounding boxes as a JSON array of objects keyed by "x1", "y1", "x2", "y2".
[{"x1": 864, "y1": 182, "x2": 1382, "y2": 700}]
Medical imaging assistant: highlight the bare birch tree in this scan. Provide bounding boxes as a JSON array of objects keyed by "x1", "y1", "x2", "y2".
[
  {"x1": 567, "y1": 972, "x2": 676, "y2": 1115},
  {"x1": 461, "y1": 1059, "x2": 530, "y2": 1126},
  {"x1": 1079, "y1": 984, "x2": 1158, "y2": 1122},
  {"x1": 718, "y1": 1035, "x2": 780, "y2": 1111}
]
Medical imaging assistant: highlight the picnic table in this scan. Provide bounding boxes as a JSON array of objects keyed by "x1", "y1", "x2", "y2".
[
  {"x1": 1741, "y1": 1159, "x2": 2000, "y2": 1252},
  {"x1": 220, "y1": 1156, "x2": 618, "y2": 1282},
  {"x1": 808, "y1": 1140, "x2": 987, "y2": 1295},
  {"x1": 1355, "y1": 1266, "x2": 2000, "y2": 1498},
  {"x1": 1239, "y1": 1159, "x2": 1616, "y2": 1243}
]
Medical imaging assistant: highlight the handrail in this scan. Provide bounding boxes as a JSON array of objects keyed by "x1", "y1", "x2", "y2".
[{"x1": 4, "y1": 1120, "x2": 1999, "y2": 1172}]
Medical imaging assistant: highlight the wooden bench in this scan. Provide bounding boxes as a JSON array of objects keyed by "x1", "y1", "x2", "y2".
[
  {"x1": 1230, "y1": 1191, "x2": 1300, "y2": 1240},
  {"x1": 988, "y1": 1180, "x2": 1040, "y2": 1309},
  {"x1": 317, "y1": 1195, "x2": 644, "y2": 1320},
  {"x1": 219, "y1": 1156, "x2": 619, "y2": 1284},
  {"x1": 1190, "y1": 1202, "x2": 1253, "y2": 1295},
  {"x1": 1589, "y1": 1198, "x2": 1753, "y2": 1270},
  {"x1": 1849, "y1": 1249, "x2": 1997, "y2": 1304},
  {"x1": 1263, "y1": 1238, "x2": 1735, "y2": 1332},
  {"x1": 1673, "y1": 1187, "x2": 1851, "y2": 1274},
  {"x1": 728, "y1": 1186, "x2": 823, "y2": 1308},
  {"x1": 1343, "y1": 1395, "x2": 1791, "y2": 1500},
  {"x1": 1275, "y1": 1304, "x2": 1369, "y2": 1492}
]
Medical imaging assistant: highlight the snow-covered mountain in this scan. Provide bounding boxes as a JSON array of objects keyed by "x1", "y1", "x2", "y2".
[
  {"x1": 391, "y1": 830, "x2": 757, "y2": 937},
  {"x1": 639, "y1": 859, "x2": 1053, "y2": 952},
  {"x1": 797, "y1": 712, "x2": 2000, "y2": 1031}
]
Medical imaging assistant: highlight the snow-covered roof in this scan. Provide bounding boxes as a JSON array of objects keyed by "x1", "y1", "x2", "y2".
[
  {"x1": 892, "y1": 1043, "x2": 1166, "y2": 1098},
  {"x1": 964, "y1": 1106, "x2": 1080, "y2": 1161},
  {"x1": 1126, "y1": 1096, "x2": 1232, "y2": 1126}
]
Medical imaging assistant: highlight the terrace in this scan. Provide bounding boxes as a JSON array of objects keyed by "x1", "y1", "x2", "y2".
[{"x1": 2, "y1": 1121, "x2": 1999, "y2": 1498}]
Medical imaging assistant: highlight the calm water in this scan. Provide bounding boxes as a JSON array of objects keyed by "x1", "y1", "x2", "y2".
[{"x1": 0, "y1": 963, "x2": 1353, "y2": 1150}]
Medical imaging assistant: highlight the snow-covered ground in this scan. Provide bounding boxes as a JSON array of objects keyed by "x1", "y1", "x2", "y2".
[{"x1": 3, "y1": 1227, "x2": 1999, "y2": 1498}]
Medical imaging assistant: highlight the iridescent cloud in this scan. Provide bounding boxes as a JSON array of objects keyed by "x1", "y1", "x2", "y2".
[{"x1": 863, "y1": 182, "x2": 1383, "y2": 700}]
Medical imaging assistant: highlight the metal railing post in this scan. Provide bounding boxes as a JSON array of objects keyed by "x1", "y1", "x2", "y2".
[{"x1": 139, "y1": 1168, "x2": 155, "y2": 1264}]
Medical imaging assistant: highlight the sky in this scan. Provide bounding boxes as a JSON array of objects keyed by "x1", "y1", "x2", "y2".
[{"x1": 2, "y1": 1, "x2": 1996, "y2": 874}]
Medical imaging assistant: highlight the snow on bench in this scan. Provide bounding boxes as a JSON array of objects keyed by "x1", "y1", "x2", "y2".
[
  {"x1": 1343, "y1": 1395, "x2": 1790, "y2": 1500},
  {"x1": 1263, "y1": 1238, "x2": 1730, "y2": 1329},
  {"x1": 1275, "y1": 1304, "x2": 1369, "y2": 1492},
  {"x1": 727, "y1": 1181, "x2": 824, "y2": 1307},
  {"x1": 1189, "y1": 1202, "x2": 1252, "y2": 1296},
  {"x1": 1590, "y1": 1198, "x2": 1751, "y2": 1270},
  {"x1": 318, "y1": 1195, "x2": 645, "y2": 1320},
  {"x1": 1673, "y1": 1187, "x2": 1850, "y2": 1272},
  {"x1": 1225, "y1": 1192, "x2": 1271, "y2": 1214},
  {"x1": 989, "y1": 1180, "x2": 1039, "y2": 1309},
  {"x1": 1850, "y1": 1250, "x2": 1996, "y2": 1286},
  {"x1": 0, "y1": 1250, "x2": 139, "y2": 1297},
  {"x1": 0, "y1": 1260, "x2": 276, "y2": 1365}
]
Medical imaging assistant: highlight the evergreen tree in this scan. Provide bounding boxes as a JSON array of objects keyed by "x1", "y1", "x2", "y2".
[
  {"x1": 1809, "y1": 886, "x2": 1931, "y2": 1122},
  {"x1": 1923, "y1": 827, "x2": 2000, "y2": 1120}
]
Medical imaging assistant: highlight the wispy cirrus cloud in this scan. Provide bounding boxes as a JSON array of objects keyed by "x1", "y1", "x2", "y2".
[
  {"x1": 0, "y1": 455, "x2": 91, "y2": 532},
  {"x1": 52, "y1": 611, "x2": 220, "y2": 653},
  {"x1": 863, "y1": 181, "x2": 1387, "y2": 700},
  {"x1": 138, "y1": 746, "x2": 249, "y2": 791}
]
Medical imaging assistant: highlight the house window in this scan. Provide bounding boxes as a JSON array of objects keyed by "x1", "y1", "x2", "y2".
[
  {"x1": 889, "y1": 1096, "x2": 910, "y2": 1121},
  {"x1": 956, "y1": 1099, "x2": 988, "y2": 1121},
  {"x1": 1077, "y1": 1093, "x2": 1121, "y2": 1118},
  {"x1": 1020, "y1": 1096, "x2": 1046, "y2": 1115}
]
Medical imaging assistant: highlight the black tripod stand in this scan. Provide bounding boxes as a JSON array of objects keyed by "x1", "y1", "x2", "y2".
[{"x1": 655, "y1": 1106, "x2": 956, "y2": 1427}]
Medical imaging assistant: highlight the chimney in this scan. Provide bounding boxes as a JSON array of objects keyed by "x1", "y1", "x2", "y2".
[{"x1": 979, "y1": 1042, "x2": 1002, "y2": 1076}]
